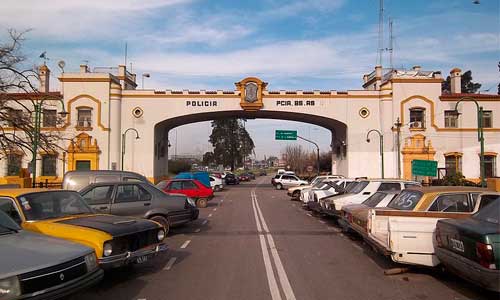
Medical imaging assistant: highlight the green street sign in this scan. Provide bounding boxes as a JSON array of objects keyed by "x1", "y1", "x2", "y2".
[
  {"x1": 275, "y1": 130, "x2": 297, "y2": 140},
  {"x1": 411, "y1": 159, "x2": 438, "y2": 177}
]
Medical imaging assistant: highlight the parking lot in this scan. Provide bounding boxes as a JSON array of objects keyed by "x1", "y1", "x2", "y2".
[{"x1": 69, "y1": 176, "x2": 496, "y2": 300}]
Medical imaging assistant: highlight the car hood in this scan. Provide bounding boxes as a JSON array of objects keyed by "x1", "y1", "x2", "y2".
[
  {"x1": 0, "y1": 230, "x2": 92, "y2": 279},
  {"x1": 56, "y1": 214, "x2": 159, "y2": 237}
]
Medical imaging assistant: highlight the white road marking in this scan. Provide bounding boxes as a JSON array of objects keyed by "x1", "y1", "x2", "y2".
[
  {"x1": 319, "y1": 220, "x2": 326, "y2": 224},
  {"x1": 253, "y1": 190, "x2": 297, "y2": 300},
  {"x1": 251, "y1": 191, "x2": 282, "y2": 300},
  {"x1": 213, "y1": 208, "x2": 217, "y2": 211},
  {"x1": 194, "y1": 228, "x2": 201, "y2": 233},
  {"x1": 180, "y1": 240, "x2": 191, "y2": 249},
  {"x1": 202, "y1": 220, "x2": 208, "y2": 225},
  {"x1": 221, "y1": 199, "x2": 224, "y2": 202},
  {"x1": 307, "y1": 213, "x2": 313, "y2": 217},
  {"x1": 163, "y1": 257, "x2": 177, "y2": 270},
  {"x1": 208, "y1": 213, "x2": 213, "y2": 217}
]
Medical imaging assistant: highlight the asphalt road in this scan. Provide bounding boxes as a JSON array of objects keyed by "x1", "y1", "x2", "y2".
[{"x1": 70, "y1": 176, "x2": 497, "y2": 300}]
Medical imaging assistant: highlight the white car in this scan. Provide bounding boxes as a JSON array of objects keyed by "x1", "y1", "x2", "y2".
[
  {"x1": 301, "y1": 180, "x2": 339, "y2": 204},
  {"x1": 272, "y1": 174, "x2": 308, "y2": 190},
  {"x1": 312, "y1": 179, "x2": 356, "y2": 203},
  {"x1": 209, "y1": 176, "x2": 224, "y2": 192},
  {"x1": 324, "y1": 179, "x2": 421, "y2": 216},
  {"x1": 288, "y1": 175, "x2": 344, "y2": 199}
]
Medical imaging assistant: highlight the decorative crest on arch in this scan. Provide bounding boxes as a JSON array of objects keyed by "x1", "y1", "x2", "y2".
[
  {"x1": 68, "y1": 133, "x2": 100, "y2": 153},
  {"x1": 235, "y1": 77, "x2": 267, "y2": 111}
]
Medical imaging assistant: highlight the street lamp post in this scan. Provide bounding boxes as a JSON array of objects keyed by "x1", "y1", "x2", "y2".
[
  {"x1": 366, "y1": 129, "x2": 384, "y2": 179},
  {"x1": 31, "y1": 100, "x2": 68, "y2": 187},
  {"x1": 452, "y1": 97, "x2": 486, "y2": 187},
  {"x1": 142, "y1": 73, "x2": 150, "y2": 89},
  {"x1": 297, "y1": 135, "x2": 320, "y2": 176},
  {"x1": 121, "y1": 128, "x2": 140, "y2": 171}
]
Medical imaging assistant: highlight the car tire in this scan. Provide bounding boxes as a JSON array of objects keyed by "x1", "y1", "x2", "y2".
[
  {"x1": 292, "y1": 190, "x2": 300, "y2": 200},
  {"x1": 150, "y1": 215, "x2": 170, "y2": 235},
  {"x1": 197, "y1": 198, "x2": 208, "y2": 208},
  {"x1": 276, "y1": 183, "x2": 283, "y2": 190}
]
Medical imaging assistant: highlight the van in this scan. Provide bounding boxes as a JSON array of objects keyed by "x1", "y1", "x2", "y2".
[{"x1": 62, "y1": 170, "x2": 149, "y2": 191}]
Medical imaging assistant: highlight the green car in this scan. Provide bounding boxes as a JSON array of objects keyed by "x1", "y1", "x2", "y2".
[{"x1": 435, "y1": 192, "x2": 500, "y2": 292}]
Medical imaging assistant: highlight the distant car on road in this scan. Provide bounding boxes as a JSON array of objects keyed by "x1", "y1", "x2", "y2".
[
  {"x1": 0, "y1": 210, "x2": 103, "y2": 300},
  {"x1": 209, "y1": 176, "x2": 224, "y2": 191},
  {"x1": 247, "y1": 172, "x2": 256, "y2": 180},
  {"x1": 157, "y1": 179, "x2": 214, "y2": 208},
  {"x1": 224, "y1": 173, "x2": 240, "y2": 185},
  {"x1": 259, "y1": 170, "x2": 267, "y2": 176},
  {"x1": 80, "y1": 181, "x2": 199, "y2": 233},
  {"x1": 238, "y1": 174, "x2": 251, "y2": 182}
]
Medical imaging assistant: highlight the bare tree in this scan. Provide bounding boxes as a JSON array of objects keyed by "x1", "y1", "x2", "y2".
[
  {"x1": 282, "y1": 144, "x2": 308, "y2": 173},
  {"x1": 0, "y1": 29, "x2": 68, "y2": 177}
]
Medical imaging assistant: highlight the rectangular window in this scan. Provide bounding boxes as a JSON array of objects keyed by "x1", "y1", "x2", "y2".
[
  {"x1": 445, "y1": 155, "x2": 462, "y2": 176},
  {"x1": 75, "y1": 160, "x2": 91, "y2": 171},
  {"x1": 409, "y1": 108, "x2": 425, "y2": 129},
  {"x1": 7, "y1": 109, "x2": 24, "y2": 127},
  {"x1": 482, "y1": 111, "x2": 492, "y2": 128},
  {"x1": 42, "y1": 109, "x2": 57, "y2": 127},
  {"x1": 444, "y1": 110, "x2": 458, "y2": 128},
  {"x1": 41, "y1": 155, "x2": 57, "y2": 176},
  {"x1": 484, "y1": 155, "x2": 496, "y2": 178},
  {"x1": 77, "y1": 109, "x2": 92, "y2": 127},
  {"x1": 6, "y1": 154, "x2": 22, "y2": 176}
]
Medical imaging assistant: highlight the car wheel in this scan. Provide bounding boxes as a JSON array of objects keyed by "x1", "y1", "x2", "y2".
[
  {"x1": 292, "y1": 190, "x2": 300, "y2": 200},
  {"x1": 197, "y1": 198, "x2": 208, "y2": 208},
  {"x1": 150, "y1": 215, "x2": 170, "y2": 235},
  {"x1": 276, "y1": 183, "x2": 283, "y2": 190}
]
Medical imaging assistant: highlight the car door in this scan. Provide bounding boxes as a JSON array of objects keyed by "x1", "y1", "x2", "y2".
[
  {"x1": 182, "y1": 180, "x2": 199, "y2": 198},
  {"x1": 80, "y1": 184, "x2": 114, "y2": 213},
  {"x1": 110, "y1": 183, "x2": 152, "y2": 217}
]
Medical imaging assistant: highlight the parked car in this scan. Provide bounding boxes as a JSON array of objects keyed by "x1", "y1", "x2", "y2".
[
  {"x1": 435, "y1": 192, "x2": 500, "y2": 292},
  {"x1": 367, "y1": 186, "x2": 487, "y2": 267},
  {"x1": 259, "y1": 170, "x2": 267, "y2": 176},
  {"x1": 238, "y1": 174, "x2": 251, "y2": 182},
  {"x1": 0, "y1": 189, "x2": 167, "y2": 269},
  {"x1": 175, "y1": 171, "x2": 211, "y2": 188},
  {"x1": 211, "y1": 172, "x2": 223, "y2": 179},
  {"x1": 338, "y1": 191, "x2": 399, "y2": 233},
  {"x1": 80, "y1": 181, "x2": 199, "y2": 233},
  {"x1": 272, "y1": 174, "x2": 308, "y2": 190},
  {"x1": 209, "y1": 176, "x2": 224, "y2": 192},
  {"x1": 63, "y1": 170, "x2": 149, "y2": 191},
  {"x1": 0, "y1": 209, "x2": 103, "y2": 300},
  {"x1": 322, "y1": 179, "x2": 421, "y2": 217},
  {"x1": 287, "y1": 175, "x2": 345, "y2": 200},
  {"x1": 247, "y1": 172, "x2": 256, "y2": 180},
  {"x1": 157, "y1": 179, "x2": 214, "y2": 208},
  {"x1": 306, "y1": 179, "x2": 356, "y2": 212},
  {"x1": 224, "y1": 173, "x2": 240, "y2": 185}
]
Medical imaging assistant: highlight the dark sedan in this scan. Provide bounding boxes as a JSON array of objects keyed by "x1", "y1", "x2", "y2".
[
  {"x1": 225, "y1": 174, "x2": 240, "y2": 185},
  {"x1": 80, "y1": 181, "x2": 199, "y2": 234},
  {"x1": 435, "y1": 192, "x2": 500, "y2": 292}
]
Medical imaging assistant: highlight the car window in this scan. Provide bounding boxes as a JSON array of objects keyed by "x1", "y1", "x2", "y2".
[
  {"x1": 377, "y1": 183, "x2": 401, "y2": 192},
  {"x1": 362, "y1": 192, "x2": 387, "y2": 207},
  {"x1": 477, "y1": 194, "x2": 500, "y2": 211},
  {"x1": 473, "y1": 197, "x2": 499, "y2": 224},
  {"x1": 183, "y1": 181, "x2": 198, "y2": 189},
  {"x1": 428, "y1": 194, "x2": 471, "y2": 212},
  {"x1": 404, "y1": 183, "x2": 420, "y2": 189},
  {"x1": 210, "y1": 177, "x2": 215, "y2": 182},
  {"x1": 387, "y1": 190, "x2": 423, "y2": 211},
  {"x1": 95, "y1": 175, "x2": 119, "y2": 183},
  {"x1": 156, "y1": 181, "x2": 168, "y2": 190},
  {"x1": 81, "y1": 185, "x2": 113, "y2": 205},
  {"x1": 350, "y1": 181, "x2": 369, "y2": 194},
  {"x1": 0, "y1": 197, "x2": 22, "y2": 223},
  {"x1": 124, "y1": 177, "x2": 143, "y2": 182},
  {"x1": 169, "y1": 181, "x2": 183, "y2": 190},
  {"x1": 274, "y1": 175, "x2": 280, "y2": 179},
  {"x1": 116, "y1": 184, "x2": 151, "y2": 203},
  {"x1": 291, "y1": 176, "x2": 299, "y2": 181},
  {"x1": 19, "y1": 191, "x2": 93, "y2": 220},
  {"x1": 470, "y1": 193, "x2": 480, "y2": 208}
]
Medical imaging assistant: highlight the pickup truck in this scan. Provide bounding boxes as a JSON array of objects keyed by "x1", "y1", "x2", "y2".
[{"x1": 366, "y1": 187, "x2": 487, "y2": 267}]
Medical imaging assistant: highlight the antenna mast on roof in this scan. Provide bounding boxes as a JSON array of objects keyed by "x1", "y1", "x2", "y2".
[
  {"x1": 388, "y1": 18, "x2": 393, "y2": 70},
  {"x1": 124, "y1": 42, "x2": 128, "y2": 66},
  {"x1": 377, "y1": 0, "x2": 384, "y2": 67}
]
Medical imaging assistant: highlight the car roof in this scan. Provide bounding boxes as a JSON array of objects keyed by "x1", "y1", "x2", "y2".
[
  {"x1": 406, "y1": 186, "x2": 487, "y2": 193},
  {"x1": 0, "y1": 188, "x2": 67, "y2": 198}
]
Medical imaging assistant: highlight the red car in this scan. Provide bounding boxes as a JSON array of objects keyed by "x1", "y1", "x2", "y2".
[
  {"x1": 238, "y1": 174, "x2": 250, "y2": 182},
  {"x1": 157, "y1": 179, "x2": 214, "y2": 208}
]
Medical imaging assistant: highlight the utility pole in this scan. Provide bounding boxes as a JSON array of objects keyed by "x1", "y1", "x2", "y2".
[
  {"x1": 298, "y1": 136, "x2": 320, "y2": 176},
  {"x1": 394, "y1": 117, "x2": 402, "y2": 178},
  {"x1": 388, "y1": 19, "x2": 394, "y2": 70},
  {"x1": 377, "y1": 0, "x2": 384, "y2": 66}
]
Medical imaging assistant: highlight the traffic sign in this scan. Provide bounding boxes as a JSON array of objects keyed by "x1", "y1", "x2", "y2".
[
  {"x1": 411, "y1": 160, "x2": 437, "y2": 177},
  {"x1": 275, "y1": 130, "x2": 297, "y2": 140}
]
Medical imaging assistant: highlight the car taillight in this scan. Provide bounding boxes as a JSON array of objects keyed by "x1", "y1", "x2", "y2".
[
  {"x1": 435, "y1": 226, "x2": 443, "y2": 247},
  {"x1": 476, "y1": 242, "x2": 496, "y2": 270}
]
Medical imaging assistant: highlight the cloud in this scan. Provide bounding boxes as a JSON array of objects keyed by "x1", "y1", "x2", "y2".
[{"x1": 261, "y1": 0, "x2": 345, "y2": 18}]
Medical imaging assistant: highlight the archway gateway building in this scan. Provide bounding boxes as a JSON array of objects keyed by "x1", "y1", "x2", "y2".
[{"x1": 1, "y1": 64, "x2": 499, "y2": 185}]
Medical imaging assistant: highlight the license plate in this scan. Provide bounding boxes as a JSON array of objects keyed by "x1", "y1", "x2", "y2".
[
  {"x1": 136, "y1": 255, "x2": 149, "y2": 264},
  {"x1": 450, "y1": 238, "x2": 465, "y2": 253}
]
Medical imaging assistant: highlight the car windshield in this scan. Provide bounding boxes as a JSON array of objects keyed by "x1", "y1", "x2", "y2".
[
  {"x1": 362, "y1": 192, "x2": 387, "y2": 207},
  {"x1": 349, "y1": 181, "x2": 369, "y2": 194},
  {"x1": 473, "y1": 195, "x2": 499, "y2": 224},
  {"x1": 0, "y1": 210, "x2": 21, "y2": 234},
  {"x1": 19, "y1": 191, "x2": 94, "y2": 221},
  {"x1": 387, "y1": 190, "x2": 423, "y2": 211}
]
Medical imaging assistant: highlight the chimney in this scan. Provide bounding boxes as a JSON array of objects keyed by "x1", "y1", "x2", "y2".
[
  {"x1": 80, "y1": 64, "x2": 89, "y2": 73},
  {"x1": 450, "y1": 68, "x2": 462, "y2": 94},
  {"x1": 38, "y1": 64, "x2": 50, "y2": 92}
]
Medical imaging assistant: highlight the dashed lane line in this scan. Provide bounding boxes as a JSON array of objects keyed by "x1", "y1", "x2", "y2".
[
  {"x1": 202, "y1": 220, "x2": 208, "y2": 225},
  {"x1": 180, "y1": 240, "x2": 191, "y2": 249},
  {"x1": 208, "y1": 213, "x2": 213, "y2": 218},
  {"x1": 194, "y1": 228, "x2": 201, "y2": 233},
  {"x1": 213, "y1": 208, "x2": 217, "y2": 211},
  {"x1": 163, "y1": 257, "x2": 177, "y2": 271}
]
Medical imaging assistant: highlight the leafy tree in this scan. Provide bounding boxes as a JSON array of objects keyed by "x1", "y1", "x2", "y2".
[
  {"x1": 318, "y1": 151, "x2": 332, "y2": 172},
  {"x1": 441, "y1": 70, "x2": 481, "y2": 94},
  {"x1": 209, "y1": 118, "x2": 254, "y2": 171},
  {"x1": 202, "y1": 151, "x2": 215, "y2": 165}
]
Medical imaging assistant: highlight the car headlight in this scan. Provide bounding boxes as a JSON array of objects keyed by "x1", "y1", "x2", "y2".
[
  {"x1": 0, "y1": 276, "x2": 21, "y2": 300},
  {"x1": 103, "y1": 242, "x2": 113, "y2": 257},
  {"x1": 187, "y1": 197, "x2": 196, "y2": 207},
  {"x1": 157, "y1": 229, "x2": 165, "y2": 241},
  {"x1": 84, "y1": 253, "x2": 98, "y2": 272}
]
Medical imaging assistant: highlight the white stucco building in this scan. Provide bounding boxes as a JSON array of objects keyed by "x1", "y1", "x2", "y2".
[{"x1": 1, "y1": 63, "x2": 499, "y2": 186}]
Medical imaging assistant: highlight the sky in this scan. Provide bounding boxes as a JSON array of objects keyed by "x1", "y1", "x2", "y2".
[{"x1": 1, "y1": 0, "x2": 498, "y2": 159}]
